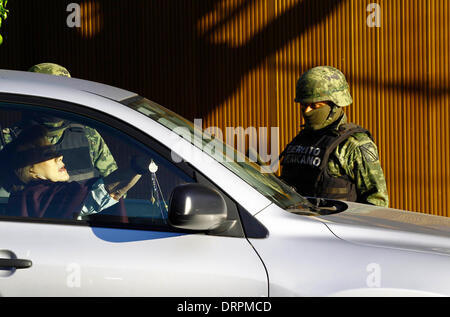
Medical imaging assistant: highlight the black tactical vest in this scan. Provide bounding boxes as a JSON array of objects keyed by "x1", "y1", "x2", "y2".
[
  {"x1": 10, "y1": 121, "x2": 99, "y2": 182},
  {"x1": 53, "y1": 123, "x2": 99, "y2": 182},
  {"x1": 280, "y1": 123, "x2": 371, "y2": 201}
]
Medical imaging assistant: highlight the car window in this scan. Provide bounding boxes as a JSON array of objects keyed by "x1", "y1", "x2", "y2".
[
  {"x1": 0, "y1": 101, "x2": 194, "y2": 229},
  {"x1": 125, "y1": 97, "x2": 312, "y2": 210}
]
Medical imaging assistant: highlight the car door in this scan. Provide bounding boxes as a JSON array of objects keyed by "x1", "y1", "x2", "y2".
[{"x1": 0, "y1": 96, "x2": 268, "y2": 296}]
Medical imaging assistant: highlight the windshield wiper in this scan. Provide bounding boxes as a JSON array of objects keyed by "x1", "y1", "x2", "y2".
[
  {"x1": 287, "y1": 197, "x2": 345, "y2": 216},
  {"x1": 287, "y1": 200, "x2": 321, "y2": 214}
]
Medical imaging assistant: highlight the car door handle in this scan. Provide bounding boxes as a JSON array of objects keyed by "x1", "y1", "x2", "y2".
[{"x1": 0, "y1": 258, "x2": 32, "y2": 269}]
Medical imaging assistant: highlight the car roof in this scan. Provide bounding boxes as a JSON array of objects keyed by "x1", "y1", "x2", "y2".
[{"x1": 0, "y1": 69, "x2": 137, "y2": 102}]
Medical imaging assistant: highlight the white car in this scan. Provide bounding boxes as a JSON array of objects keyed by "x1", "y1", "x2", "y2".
[{"x1": 0, "y1": 70, "x2": 449, "y2": 297}]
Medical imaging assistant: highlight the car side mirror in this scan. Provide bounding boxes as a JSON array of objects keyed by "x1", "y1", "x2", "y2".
[{"x1": 168, "y1": 183, "x2": 227, "y2": 231}]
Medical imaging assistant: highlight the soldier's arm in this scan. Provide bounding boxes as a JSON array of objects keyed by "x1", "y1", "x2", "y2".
[
  {"x1": 1, "y1": 127, "x2": 15, "y2": 146},
  {"x1": 341, "y1": 134, "x2": 389, "y2": 207},
  {"x1": 84, "y1": 126, "x2": 118, "y2": 177}
]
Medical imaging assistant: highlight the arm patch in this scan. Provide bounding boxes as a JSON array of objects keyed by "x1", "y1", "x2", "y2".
[{"x1": 359, "y1": 143, "x2": 379, "y2": 163}]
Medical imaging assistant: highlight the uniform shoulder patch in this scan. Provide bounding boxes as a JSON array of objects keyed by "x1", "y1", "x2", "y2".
[{"x1": 359, "y1": 142, "x2": 379, "y2": 163}]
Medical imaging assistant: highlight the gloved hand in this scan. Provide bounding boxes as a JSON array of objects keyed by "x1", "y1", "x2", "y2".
[{"x1": 131, "y1": 156, "x2": 158, "y2": 175}]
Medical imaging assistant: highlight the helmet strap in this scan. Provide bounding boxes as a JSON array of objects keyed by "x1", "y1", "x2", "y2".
[{"x1": 324, "y1": 103, "x2": 343, "y2": 126}]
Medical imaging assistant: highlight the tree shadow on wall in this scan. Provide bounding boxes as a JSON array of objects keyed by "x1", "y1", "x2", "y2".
[
  {"x1": 123, "y1": 0, "x2": 345, "y2": 119},
  {"x1": 12, "y1": 0, "x2": 449, "y2": 120},
  {"x1": 2, "y1": 0, "x2": 448, "y2": 120},
  {"x1": 120, "y1": 0, "x2": 347, "y2": 118},
  {"x1": 2, "y1": 0, "x2": 342, "y2": 119}
]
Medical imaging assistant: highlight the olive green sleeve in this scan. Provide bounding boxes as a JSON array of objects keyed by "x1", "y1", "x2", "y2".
[
  {"x1": 334, "y1": 133, "x2": 389, "y2": 207},
  {"x1": 84, "y1": 127, "x2": 118, "y2": 177},
  {"x1": 1, "y1": 128, "x2": 14, "y2": 146}
]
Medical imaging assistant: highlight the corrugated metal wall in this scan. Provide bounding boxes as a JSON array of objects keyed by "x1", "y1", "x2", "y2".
[
  {"x1": 196, "y1": 0, "x2": 450, "y2": 217},
  {"x1": 0, "y1": 0, "x2": 448, "y2": 216}
]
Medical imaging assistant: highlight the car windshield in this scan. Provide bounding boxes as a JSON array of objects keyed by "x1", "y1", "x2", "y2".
[{"x1": 124, "y1": 97, "x2": 313, "y2": 210}]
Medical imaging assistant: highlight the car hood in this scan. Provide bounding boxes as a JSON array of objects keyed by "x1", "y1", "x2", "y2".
[{"x1": 308, "y1": 202, "x2": 450, "y2": 256}]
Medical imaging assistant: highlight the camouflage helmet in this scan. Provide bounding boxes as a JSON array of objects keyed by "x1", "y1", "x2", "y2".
[
  {"x1": 295, "y1": 66, "x2": 352, "y2": 107},
  {"x1": 28, "y1": 63, "x2": 71, "y2": 77}
]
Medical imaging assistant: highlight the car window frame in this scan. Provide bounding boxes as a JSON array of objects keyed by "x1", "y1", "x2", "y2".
[{"x1": 0, "y1": 92, "x2": 250, "y2": 237}]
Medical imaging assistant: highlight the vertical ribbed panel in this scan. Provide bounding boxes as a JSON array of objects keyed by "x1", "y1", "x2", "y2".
[
  {"x1": 194, "y1": 0, "x2": 450, "y2": 217},
  {"x1": 0, "y1": 0, "x2": 448, "y2": 217},
  {"x1": 78, "y1": 1, "x2": 103, "y2": 39},
  {"x1": 199, "y1": 0, "x2": 273, "y2": 147}
]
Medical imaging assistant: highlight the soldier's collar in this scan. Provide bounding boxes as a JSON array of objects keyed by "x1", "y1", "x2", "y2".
[
  {"x1": 303, "y1": 112, "x2": 347, "y2": 135},
  {"x1": 335, "y1": 113, "x2": 348, "y2": 129},
  {"x1": 42, "y1": 121, "x2": 70, "y2": 134}
]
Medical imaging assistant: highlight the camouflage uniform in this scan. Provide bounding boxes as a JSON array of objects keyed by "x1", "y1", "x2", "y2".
[
  {"x1": 323, "y1": 114, "x2": 388, "y2": 206},
  {"x1": 27, "y1": 63, "x2": 72, "y2": 77},
  {"x1": 281, "y1": 66, "x2": 389, "y2": 207},
  {"x1": 0, "y1": 63, "x2": 118, "y2": 181},
  {"x1": 2, "y1": 121, "x2": 118, "y2": 179}
]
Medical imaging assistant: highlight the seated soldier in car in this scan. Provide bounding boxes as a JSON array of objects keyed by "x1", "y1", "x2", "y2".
[
  {"x1": 0, "y1": 125, "x2": 153, "y2": 219},
  {"x1": 1, "y1": 63, "x2": 119, "y2": 183}
]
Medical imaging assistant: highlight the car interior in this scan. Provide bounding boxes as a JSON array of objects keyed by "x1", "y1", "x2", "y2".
[{"x1": 0, "y1": 103, "x2": 192, "y2": 227}]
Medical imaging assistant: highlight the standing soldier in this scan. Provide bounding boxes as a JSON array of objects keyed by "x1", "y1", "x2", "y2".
[
  {"x1": 280, "y1": 66, "x2": 388, "y2": 207},
  {"x1": 1, "y1": 63, "x2": 118, "y2": 186}
]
